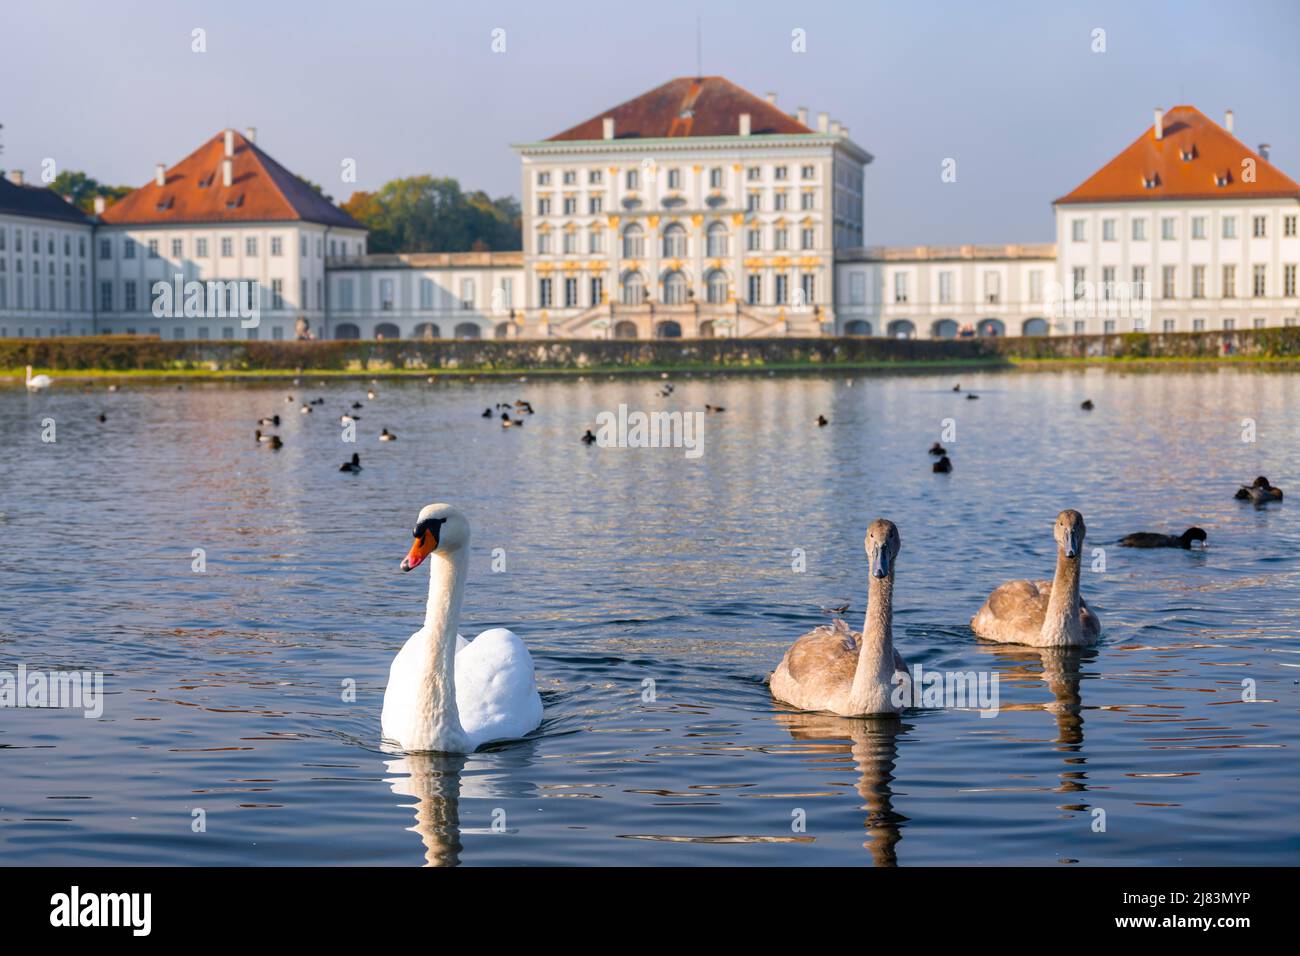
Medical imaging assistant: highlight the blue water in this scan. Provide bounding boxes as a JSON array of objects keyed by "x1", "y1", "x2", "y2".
[{"x1": 1, "y1": 367, "x2": 1297, "y2": 865}]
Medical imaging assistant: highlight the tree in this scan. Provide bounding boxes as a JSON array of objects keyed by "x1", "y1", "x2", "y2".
[
  {"x1": 340, "y1": 176, "x2": 521, "y2": 253},
  {"x1": 48, "y1": 170, "x2": 132, "y2": 213}
]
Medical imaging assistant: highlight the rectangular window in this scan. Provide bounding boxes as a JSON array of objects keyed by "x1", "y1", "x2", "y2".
[
  {"x1": 301, "y1": 279, "x2": 307, "y2": 309},
  {"x1": 1223, "y1": 216, "x2": 1237, "y2": 239},
  {"x1": 1193, "y1": 318, "x2": 1205, "y2": 331},
  {"x1": 460, "y1": 279, "x2": 475, "y2": 309},
  {"x1": 378, "y1": 278, "x2": 394, "y2": 311},
  {"x1": 1162, "y1": 265, "x2": 1176, "y2": 299},
  {"x1": 589, "y1": 229, "x2": 603, "y2": 254},
  {"x1": 801, "y1": 228, "x2": 815, "y2": 250},
  {"x1": 1072, "y1": 267, "x2": 1086, "y2": 300},
  {"x1": 1029, "y1": 270, "x2": 1043, "y2": 304},
  {"x1": 666, "y1": 169, "x2": 681, "y2": 190},
  {"x1": 1071, "y1": 220, "x2": 1086, "y2": 242},
  {"x1": 893, "y1": 273, "x2": 908, "y2": 304},
  {"x1": 272, "y1": 325, "x2": 284, "y2": 340},
  {"x1": 539, "y1": 277, "x2": 552, "y2": 307},
  {"x1": 172, "y1": 238, "x2": 183, "y2": 257},
  {"x1": 1285, "y1": 264, "x2": 1296, "y2": 297},
  {"x1": 800, "y1": 273, "x2": 815, "y2": 306},
  {"x1": 939, "y1": 271, "x2": 954, "y2": 304},
  {"x1": 1223, "y1": 264, "x2": 1236, "y2": 298},
  {"x1": 625, "y1": 170, "x2": 639, "y2": 190},
  {"x1": 338, "y1": 278, "x2": 355, "y2": 309},
  {"x1": 588, "y1": 196, "x2": 602, "y2": 215},
  {"x1": 272, "y1": 278, "x2": 284, "y2": 310},
  {"x1": 562, "y1": 170, "x2": 576, "y2": 185},
  {"x1": 99, "y1": 280, "x2": 112, "y2": 311},
  {"x1": 1252, "y1": 215, "x2": 1267, "y2": 238},
  {"x1": 1073, "y1": 320, "x2": 1085, "y2": 334},
  {"x1": 1192, "y1": 265, "x2": 1205, "y2": 298},
  {"x1": 300, "y1": 236, "x2": 307, "y2": 257},
  {"x1": 221, "y1": 237, "x2": 233, "y2": 257},
  {"x1": 1103, "y1": 319, "x2": 1116, "y2": 333},
  {"x1": 709, "y1": 168, "x2": 723, "y2": 188},
  {"x1": 588, "y1": 169, "x2": 602, "y2": 185},
  {"x1": 1102, "y1": 219, "x2": 1116, "y2": 241},
  {"x1": 747, "y1": 167, "x2": 761, "y2": 181},
  {"x1": 124, "y1": 279, "x2": 137, "y2": 311},
  {"x1": 747, "y1": 274, "x2": 761, "y2": 305},
  {"x1": 246, "y1": 237, "x2": 258, "y2": 256},
  {"x1": 1132, "y1": 218, "x2": 1147, "y2": 241},
  {"x1": 562, "y1": 231, "x2": 576, "y2": 254},
  {"x1": 746, "y1": 193, "x2": 761, "y2": 212},
  {"x1": 420, "y1": 277, "x2": 434, "y2": 309},
  {"x1": 1223, "y1": 317, "x2": 1236, "y2": 330},
  {"x1": 99, "y1": 238, "x2": 111, "y2": 260},
  {"x1": 801, "y1": 192, "x2": 815, "y2": 211},
  {"x1": 775, "y1": 274, "x2": 789, "y2": 305},
  {"x1": 1192, "y1": 216, "x2": 1206, "y2": 239},
  {"x1": 1163, "y1": 319, "x2": 1175, "y2": 332},
  {"x1": 1253, "y1": 264, "x2": 1267, "y2": 297},
  {"x1": 1161, "y1": 217, "x2": 1176, "y2": 240},
  {"x1": 984, "y1": 272, "x2": 1000, "y2": 304},
  {"x1": 196, "y1": 238, "x2": 208, "y2": 257},
  {"x1": 147, "y1": 239, "x2": 159, "y2": 258},
  {"x1": 537, "y1": 231, "x2": 550, "y2": 254},
  {"x1": 1285, "y1": 215, "x2": 1297, "y2": 237},
  {"x1": 774, "y1": 166, "x2": 788, "y2": 181},
  {"x1": 774, "y1": 228, "x2": 788, "y2": 251},
  {"x1": 564, "y1": 277, "x2": 578, "y2": 307},
  {"x1": 537, "y1": 171, "x2": 551, "y2": 186},
  {"x1": 774, "y1": 192, "x2": 787, "y2": 211},
  {"x1": 563, "y1": 197, "x2": 576, "y2": 215},
  {"x1": 1102, "y1": 266, "x2": 1115, "y2": 300},
  {"x1": 850, "y1": 272, "x2": 866, "y2": 306},
  {"x1": 747, "y1": 228, "x2": 761, "y2": 252},
  {"x1": 590, "y1": 276, "x2": 602, "y2": 305},
  {"x1": 1133, "y1": 266, "x2": 1147, "y2": 299},
  {"x1": 124, "y1": 239, "x2": 136, "y2": 259}
]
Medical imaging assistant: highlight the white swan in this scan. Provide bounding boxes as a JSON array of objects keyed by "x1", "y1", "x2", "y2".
[
  {"x1": 769, "y1": 519, "x2": 909, "y2": 716},
  {"x1": 970, "y1": 509, "x2": 1102, "y2": 647},
  {"x1": 381, "y1": 504, "x2": 543, "y2": 753},
  {"x1": 25, "y1": 365, "x2": 52, "y2": 391}
]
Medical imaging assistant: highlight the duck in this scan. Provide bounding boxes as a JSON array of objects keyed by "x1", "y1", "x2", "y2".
[
  {"x1": 515, "y1": 400, "x2": 535, "y2": 415},
  {"x1": 1235, "y1": 476, "x2": 1283, "y2": 503},
  {"x1": 928, "y1": 442, "x2": 947, "y2": 456},
  {"x1": 1081, "y1": 399, "x2": 1094, "y2": 411},
  {"x1": 952, "y1": 384, "x2": 961, "y2": 392},
  {"x1": 97, "y1": 413, "x2": 107, "y2": 423},
  {"x1": 351, "y1": 401, "x2": 364, "y2": 410},
  {"x1": 300, "y1": 404, "x2": 313, "y2": 414},
  {"x1": 971, "y1": 509, "x2": 1101, "y2": 647},
  {"x1": 368, "y1": 389, "x2": 378, "y2": 400},
  {"x1": 501, "y1": 416, "x2": 522, "y2": 428},
  {"x1": 381, "y1": 504, "x2": 543, "y2": 752},
  {"x1": 258, "y1": 415, "x2": 281, "y2": 427},
  {"x1": 1119, "y1": 527, "x2": 1208, "y2": 549},
  {"x1": 380, "y1": 428, "x2": 397, "y2": 442},
  {"x1": 482, "y1": 408, "x2": 493, "y2": 418},
  {"x1": 339, "y1": 452, "x2": 362, "y2": 473},
  {"x1": 341, "y1": 413, "x2": 358, "y2": 426},
  {"x1": 769, "y1": 519, "x2": 909, "y2": 716},
  {"x1": 581, "y1": 429, "x2": 597, "y2": 445},
  {"x1": 966, "y1": 394, "x2": 979, "y2": 401},
  {"x1": 816, "y1": 415, "x2": 829, "y2": 427},
  {"x1": 268, "y1": 435, "x2": 283, "y2": 450},
  {"x1": 255, "y1": 429, "x2": 275, "y2": 444},
  {"x1": 24, "y1": 366, "x2": 52, "y2": 391},
  {"x1": 285, "y1": 395, "x2": 295, "y2": 403},
  {"x1": 932, "y1": 455, "x2": 952, "y2": 473},
  {"x1": 106, "y1": 384, "x2": 120, "y2": 393}
]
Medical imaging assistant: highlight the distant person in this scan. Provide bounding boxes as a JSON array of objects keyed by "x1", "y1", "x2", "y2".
[{"x1": 295, "y1": 316, "x2": 315, "y2": 341}]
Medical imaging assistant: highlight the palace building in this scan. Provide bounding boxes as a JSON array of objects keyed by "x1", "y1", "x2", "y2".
[{"x1": 1, "y1": 82, "x2": 1297, "y2": 340}]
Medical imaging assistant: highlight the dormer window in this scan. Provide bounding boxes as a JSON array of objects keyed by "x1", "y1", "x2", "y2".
[
  {"x1": 198, "y1": 174, "x2": 213, "y2": 188},
  {"x1": 225, "y1": 194, "x2": 244, "y2": 209},
  {"x1": 1142, "y1": 173, "x2": 1160, "y2": 189},
  {"x1": 154, "y1": 196, "x2": 174, "y2": 212},
  {"x1": 1214, "y1": 171, "x2": 1232, "y2": 187},
  {"x1": 1180, "y1": 145, "x2": 1197, "y2": 161}
]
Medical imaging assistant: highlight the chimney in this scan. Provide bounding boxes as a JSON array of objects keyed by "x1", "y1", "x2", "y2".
[
  {"x1": 830, "y1": 119, "x2": 842, "y2": 135},
  {"x1": 224, "y1": 128, "x2": 235, "y2": 157},
  {"x1": 244, "y1": 127, "x2": 257, "y2": 143},
  {"x1": 1224, "y1": 109, "x2": 1234, "y2": 134},
  {"x1": 155, "y1": 164, "x2": 166, "y2": 187},
  {"x1": 6, "y1": 170, "x2": 22, "y2": 186},
  {"x1": 739, "y1": 112, "x2": 751, "y2": 136},
  {"x1": 1259, "y1": 143, "x2": 1271, "y2": 161},
  {"x1": 816, "y1": 111, "x2": 829, "y2": 133},
  {"x1": 840, "y1": 125, "x2": 849, "y2": 139},
  {"x1": 796, "y1": 106, "x2": 808, "y2": 126},
  {"x1": 222, "y1": 158, "x2": 233, "y2": 187},
  {"x1": 602, "y1": 117, "x2": 615, "y2": 140},
  {"x1": 1153, "y1": 108, "x2": 1163, "y2": 141},
  {"x1": 93, "y1": 196, "x2": 106, "y2": 215},
  {"x1": 765, "y1": 91, "x2": 777, "y2": 105}
]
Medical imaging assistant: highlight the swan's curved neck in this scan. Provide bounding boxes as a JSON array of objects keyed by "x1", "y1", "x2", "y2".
[
  {"x1": 848, "y1": 572, "x2": 896, "y2": 712},
  {"x1": 415, "y1": 548, "x2": 470, "y2": 749},
  {"x1": 1041, "y1": 547, "x2": 1082, "y2": 643}
]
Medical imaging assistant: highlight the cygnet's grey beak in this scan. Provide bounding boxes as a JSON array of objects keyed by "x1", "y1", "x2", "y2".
[
  {"x1": 872, "y1": 546, "x2": 890, "y2": 579},
  {"x1": 1064, "y1": 530, "x2": 1079, "y2": 559}
]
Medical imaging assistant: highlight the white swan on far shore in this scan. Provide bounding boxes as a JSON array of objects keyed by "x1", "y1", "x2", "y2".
[
  {"x1": 769, "y1": 519, "x2": 909, "y2": 716},
  {"x1": 25, "y1": 365, "x2": 52, "y2": 390},
  {"x1": 971, "y1": 509, "x2": 1102, "y2": 647},
  {"x1": 381, "y1": 504, "x2": 543, "y2": 753}
]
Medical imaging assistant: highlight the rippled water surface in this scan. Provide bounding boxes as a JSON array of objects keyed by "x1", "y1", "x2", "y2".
[{"x1": 2, "y1": 367, "x2": 1298, "y2": 865}]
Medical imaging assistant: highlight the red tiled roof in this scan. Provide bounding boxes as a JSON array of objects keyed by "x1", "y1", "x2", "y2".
[
  {"x1": 547, "y1": 76, "x2": 813, "y2": 141},
  {"x1": 101, "y1": 131, "x2": 363, "y2": 228},
  {"x1": 1055, "y1": 105, "x2": 1300, "y2": 204}
]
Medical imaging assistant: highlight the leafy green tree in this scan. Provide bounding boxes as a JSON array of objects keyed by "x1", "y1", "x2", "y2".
[
  {"x1": 48, "y1": 170, "x2": 132, "y2": 213},
  {"x1": 341, "y1": 176, "x2": 521, "y2": 253}
]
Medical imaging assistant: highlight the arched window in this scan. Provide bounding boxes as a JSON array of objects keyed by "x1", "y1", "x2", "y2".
[
  {"x1": 662, "y1": 270, "x2": 689, "y2": 305},
  {"x1": 333, "y1": 322, "x2": 360, "y2": 340},
  {"x1": 613, "y1": 320, "x2": 638, "y2": 339},
  {"x1": 494, "y1": 321, "x2": 513, "y2": 339},
  {"x1": 886, "y1": 319, "x2": 915, "y2": 340},
  {"x1": 843, "y1": 320, "x2": 872, "y2": 336},
  {"x1": 1022, "y1": 317, "x2": 1049, "y2": 336},
  {"x1": 655, "y1": 320, "x2": 683, "y2": 339},
  {"x1": 662, "y1": 222, "x2": 687, "y2": 258},
  {"x1": 454, "y1": 322, "x2": 481, "y2": 339},
  {"x1": 706, "y1": 269, "x2": 728, "y2": 304},
  {"x1": 622, "y1": 223, "x2": 645, "y2": 259},
  {"x1": 706, "y1": 222, "x2": 729, "y2": 257},
  {"x1": 413, "y1": 322, "x2": 441, "y2": 340},
  {"x1": 931, "y1": 319, "x2": 959, "y2": 339},
  {"x1": 699, "y1": 319, "x2": 716, "y2": 338},
  {"x1": 374, "y1": 322, "x2": 400, "y2": 340},
  {"x1": 622, "y1": 271, "x2": 646, "y2": 305},
  {"x1": 978, "y1": 318, "x2": 1005, "y2": 337}
]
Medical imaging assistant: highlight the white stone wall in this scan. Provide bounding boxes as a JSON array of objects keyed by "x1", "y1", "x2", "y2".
[
  {"x1": 1054, "y1": 200, "x2": 1300, "y2": 333},
  {"x1": 0, "y1": 212, "x2": 96, "y2": 337}
]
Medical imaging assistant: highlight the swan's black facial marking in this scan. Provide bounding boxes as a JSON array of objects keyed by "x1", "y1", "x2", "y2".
[{"x1": 413, "y1": 516, "x2": 447, "y2": 549}]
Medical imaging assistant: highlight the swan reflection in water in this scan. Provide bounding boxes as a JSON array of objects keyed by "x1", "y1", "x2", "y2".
[
  {"x1": 975, "y1": 643, "x2": 1094, "y2": 804},
  {"x1": 384, "y1": 742, "x2": 541, "y2": 866},
  {"x1": 772, "y1": 709, "x2": 909, "y2": 866}
]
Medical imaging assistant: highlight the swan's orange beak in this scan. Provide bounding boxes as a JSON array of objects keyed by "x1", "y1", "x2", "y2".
[{"x1": 400, "y1": 530, "x2": 435, "y2": 572}]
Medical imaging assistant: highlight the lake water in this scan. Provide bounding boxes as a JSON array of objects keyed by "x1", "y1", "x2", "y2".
[{"x1": 2, "y1": 367, "x2": 1298, "y2": 866}]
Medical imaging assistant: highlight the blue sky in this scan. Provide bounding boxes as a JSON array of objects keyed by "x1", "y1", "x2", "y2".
[{"x1": 2, "y1": 0, "x2": 1297, "y2": 244}]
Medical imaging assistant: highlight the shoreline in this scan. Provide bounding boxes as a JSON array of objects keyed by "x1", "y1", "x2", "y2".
[{"x1": 5, "y1": 353, "x2": 1300, "y2": 384}]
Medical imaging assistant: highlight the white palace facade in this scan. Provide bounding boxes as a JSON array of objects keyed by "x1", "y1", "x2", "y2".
[{"x1": 1, "y1": 80, "x2": 1297, "y2": 341}]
